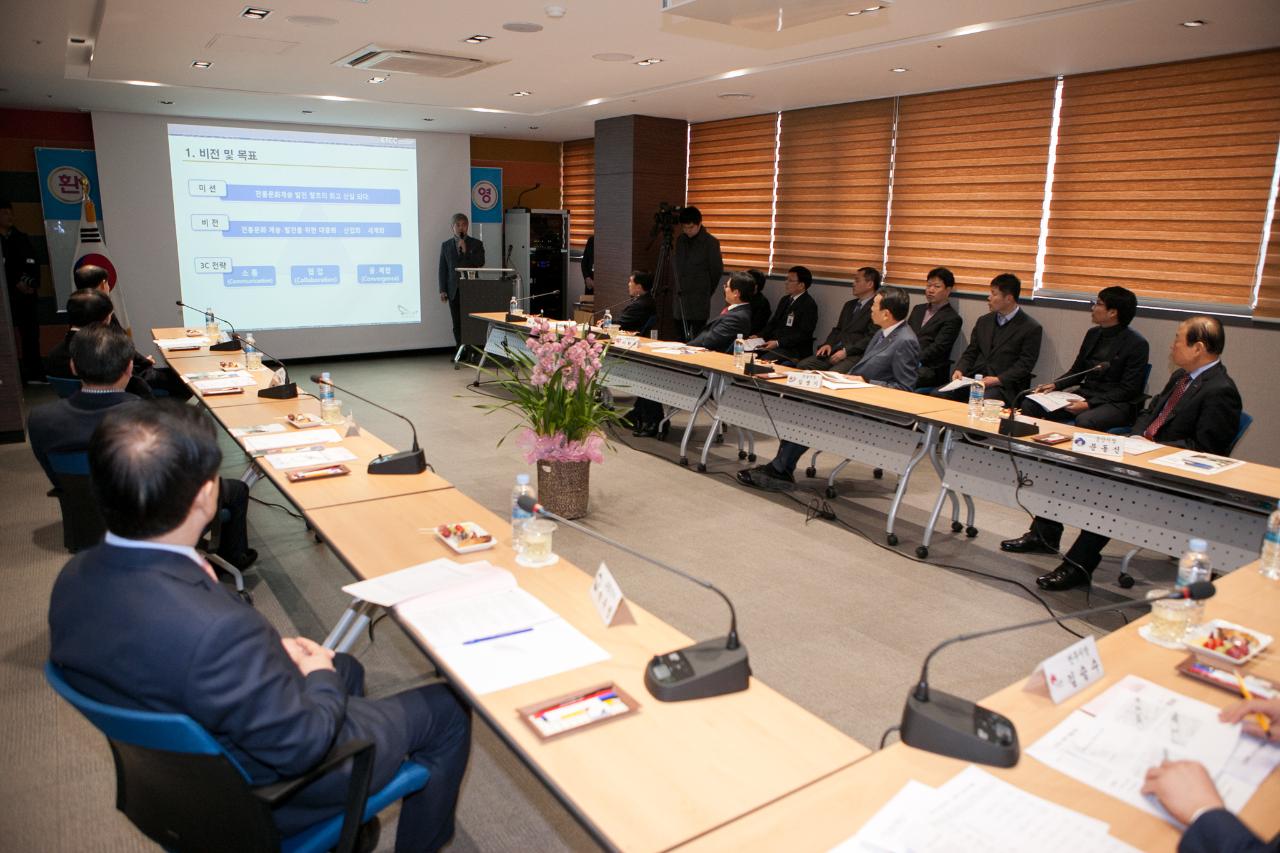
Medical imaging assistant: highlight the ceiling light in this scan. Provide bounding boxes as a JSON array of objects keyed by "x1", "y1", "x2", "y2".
[
  {"x1": 468, "y1": 107, "x2": 505, "y2": 113},
  {"x1": 69, "y1": 37, "x2": 87, "y2": 44},
  {"x1": 593, "y1": 52, "x2": 634, "y2": 62},
  {"x1": 863, "y1": 4, "x2": 883, "y2": 10},
  {"x1": 847, "y1": 10, "x2": 862, "y2": 15},
  {"x1": 528, "y1": 125, "x2": 540, "y2": 130},
  {"x1": 124, "y1": 80, "x2": 164, "y2": 87},
  {"x1": 636, "y1": 58, "x2": 663, "y2": 66},
  {"x1": 718, "y1": 92, "x2": 754, "y2": 100},
  {"x1": 511, "y1": 90, "x2": 532, "y2": 97},
  {"x1": 545, "y1": 5, "x2": 566, "y2": 17},
  {"x1": 503, "y1": 21, "x2": 543, "y2": 33},
  {"x1": 1180, "y1": 19, "x2": 1206, "y2": 27},
  {"x1": 301, "y1": 109, "x2": 313, "y2": 113},
  {"x1": 317, "y1": 95, "x2": 353, "y2": 101},
  {"x1": 585, "y1": 98, "x2": 605, "y2": 106},
  {"x1": 240, "y1": 6, "x2": 272, "y2": 19},
  {"x1": 159, "y1": 100, "x2": 174, "y2": 105},
  {"x1": 367, "y1": 75, "x2": 388, "y2": 84},
  {"x1": 191, "y1": 60, "x2": 213, "y2": 69},
  {"x1": 463, "y1": 34, "x2": 492, "y2": 44},
  {"x1": 423, "y1": 117, "x2": 434, "y2": 121},
  {"x1": 891, "y1": 67, "x2": 908, "y2": 73}
]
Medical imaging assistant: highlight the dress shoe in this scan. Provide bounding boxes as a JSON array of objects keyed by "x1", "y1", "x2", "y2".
[
  {"x1": 1036, "y1": 563, "x2": 1090, "y2": 591},
  {"x1": 225, "y1": 548, "x2": 258, "y2": 571},
  {"x1": 1001, "y1": 532, "x2": 1058, "y2": 555},
  {"x1": 355, "y1": 817, "x2": 381, "y2": 853},
  {"x1": 736, "y1": 465, "x2": 794, "y2": 492},
  {"x1": 632, "y1": 422, "x2": 658, "y2": 438}
]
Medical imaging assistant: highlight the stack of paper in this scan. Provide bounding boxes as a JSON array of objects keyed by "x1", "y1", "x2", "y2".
[
  {"x1": 190, "y1": 371, "x2": 258, "y2": 392},
  {"x1": 834, "y1": 766, "x2": 1138, "y2": 852},
  {"x1": 1024, "y1": 390, "x2": 1084, "y2": 413},
  {"x1": 154, "y1": 335, "x2": 210, "y2": 348},
  {"x1": 229, "y1": 423, "x2": 286, "y2": 438},
  {"x1": 262, "y1": 446, "x2": 356, "y2": 471},
  {"x1": 818, "y1": 371, "x2": 874, "y2": 390},
  {"x1": 243, "y1": 428, "x2": 343, "y2": 453},
  {"x1": 936, "y1": 376, "x2": 983, "y2": 394},
  {"x1": 1122, "y1": 436, "x2": 1165, "y2": 455},
  {"x1": 1149, "y1": 450, "x2": 1245, "y2": 475}
]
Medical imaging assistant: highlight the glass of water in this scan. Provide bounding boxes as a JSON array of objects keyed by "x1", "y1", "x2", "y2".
[
  {"x1": 321, "y1": 398, "x2": 343, "y2": 424},
  {"x1": 522, "y1": 519, "x2": 557, "y2": 563}
]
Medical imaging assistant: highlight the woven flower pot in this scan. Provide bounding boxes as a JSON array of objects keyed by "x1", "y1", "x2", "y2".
[{"x1": 536, "y1": 459, "x2": 591, "y2": 520}]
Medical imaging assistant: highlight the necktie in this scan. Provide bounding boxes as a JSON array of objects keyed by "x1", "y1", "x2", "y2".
[
  {"x1": 1143, "y1": 373, "x2": 1191, "y2": 440},
  {"x1": 720, "y1": 306, "x2": 729, "y2": 316}
]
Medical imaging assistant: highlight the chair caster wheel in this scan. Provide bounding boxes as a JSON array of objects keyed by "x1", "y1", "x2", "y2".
[
  {"x1": 965, "y1": 526, "x2": 978, "y2": 538},
  {"x1": 713, "y1": 433, "x2": 724, "y2": 444},
  {"x1": 951, "y1": 521, "x2": 964, "y2": 533},
  {"x1": 658, "y1": 425, "x2": 670, "y2": 440},
  {"x1": 747, "y1": 453, "x2": 757, "y2": 462},
  {"x1": 915, "y1": 546, "x2": 929, "y2": 558},
  {"x1": 738, "y1": 450, "x2": 747, "y2": 460},
  {"x1": 678, "y1": 456, "x2": 689, "y2": 466},
  {"x1": 238, "y1": 590, "x2": 254, "y2": 605},
  {"x1": 697, "y1": 463, "x2": 707, "y2": 473},
  {"x1": 887, "y1": 534, "x2": 898, "y2": 546},
  {"x1": 825, "y1": 486, "x2": 837, "y2": 499},
  {"x1": 1118, "y1": 573, "x2": 1135, "y2": 589},
  {"x1": 873, "y1": 468, "x2": 884, "y2": 479},
  {"x1": 805, "y1": 467, "x2": 816, "y2": 478}
]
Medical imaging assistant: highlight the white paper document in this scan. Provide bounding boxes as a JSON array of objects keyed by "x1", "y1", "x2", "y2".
[
  {"x1": 1149, "y1": 449, "x2": 1245, "y2": 476},
  {"x1": 154, "y1": 336, "x2": 210, "y2": 348},
  {"x1": 262, "y1": 446, "x2": 357, "y2": 471},
  {"x1": 651, "y1": 345, "x2": 705, "y2": 355},
  {"x1": 936, "y1": 376, "x2": 982, "y2": 393},
  {"x1": 192, "y1": 372, "x2": 258, "y2": 392},
  {"x1": 243, "y1": 428, "x2": 343, "y2": 453},
  {"x1": 1024, "y1": 390, "x2": 1084, "y2": 413},
  {"x1": 742, "y1": 336, "x2": 766, "y2": 352},
  {"x1": 1123, "y1": 436, "x2": 1165, "y2": 455},
  {"x1": 342, "y1": 558, "x2": 514, "y2": 608},
  {"x1": 818, "y1": 371, "x2": 875, "y2": 390},
  {"x1": 1027, "y1": 675, "x2": 1243, "y2": 823},
  {"x1": 229, "y1": 422, "x2": 287, "y2": 438}
]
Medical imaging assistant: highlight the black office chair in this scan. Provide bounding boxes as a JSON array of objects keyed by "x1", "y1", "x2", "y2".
[
  {"x1": 49, "y1": 376, "x2": 82, "y2": 398},
  {"x1": 47, "y1": 451, "x2": 106, "y2": 552}
]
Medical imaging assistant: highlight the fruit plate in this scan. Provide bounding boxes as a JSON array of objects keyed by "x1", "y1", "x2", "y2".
[
  {"x1": 286, "y1": 412, "x2": 327, "y2": 429},
  {"x1": 1186, "y1": 619, "x2": 1272, "y2": 667},
  {"x1": 434, "y1": 522, "x2": 496, "y2": 554}
]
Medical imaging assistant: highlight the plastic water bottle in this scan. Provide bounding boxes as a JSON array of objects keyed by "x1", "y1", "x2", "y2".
[
  {"x1": 509, "y1": 295, "x2": 521, "y2": 317},
  {"x1": 1176, "y1": 538, "x2": 1212, "y2": 628},
  {"x1": 243, "y1": 333, "x2": 262, "y2": 370},
  {"x1": 601, "y1": 309, "x2": 613, "y2": 331},
  {"x1": 1260, "y1": 505, "x2": 1280, "y2": 580},
  {"x1": 511, "y1": 474, "x2": 535, "y2": 552},
  {"x1": 204, "y1": 307, "x2": 218, "y2": 340},
  {"x1": 733, "y1": 334, "x2": 746, "y2": 369},
  {"x1": 968, "y1": 375, "x2": 985, "y2": 418},
  {"x1": 318, "y1": 371, "x2": 334, "y2": 403}
]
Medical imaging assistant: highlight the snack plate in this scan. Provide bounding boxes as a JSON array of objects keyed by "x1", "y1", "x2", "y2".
[
  {"x1": 286, "y1": 413, "x2": 327, "y2": 429},
  {"x1": 1186, "y1": 619, "x2": 1272, "y2": 667},
  {"x1": 435, "y1": 522, "x2": 496, "y2": 554}
]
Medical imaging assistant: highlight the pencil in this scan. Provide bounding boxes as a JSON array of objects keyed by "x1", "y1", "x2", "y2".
[{"x1": 1234, "y1": 672, "x2": 1272, "y2": 735}]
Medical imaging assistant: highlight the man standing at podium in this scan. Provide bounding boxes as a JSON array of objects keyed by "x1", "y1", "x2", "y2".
[{"x1": 438, "y1": 213, "x2": 486, "y2": 349}]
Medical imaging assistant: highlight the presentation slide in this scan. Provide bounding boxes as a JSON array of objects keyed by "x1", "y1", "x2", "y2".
[{"x1": 166, "y1": 124, "x2": 421, "y2": 332}]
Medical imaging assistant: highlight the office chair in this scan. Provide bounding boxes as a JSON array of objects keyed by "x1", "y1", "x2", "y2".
[
  {"x1": 45, "y1": 661, "x2": 428, "y2": 853},
  {"x1": 49, "y1": 376, "x2": 82, "y2": 398}
]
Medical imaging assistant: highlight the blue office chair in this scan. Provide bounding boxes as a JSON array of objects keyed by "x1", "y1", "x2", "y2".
[
  {"x1": 49, "y1": 376, "x2": 82, "y2": 398},
  {"x1": 47, "y1": 451, "x2": 106, "y2": 552},
  {"x1": 45, "y1": 661, "x2": 429, "y2": 853}
]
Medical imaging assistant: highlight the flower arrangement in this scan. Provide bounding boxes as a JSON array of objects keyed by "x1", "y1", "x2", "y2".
[{"x1": 484, "y1": 318, "x2": 622, "y2": 464}]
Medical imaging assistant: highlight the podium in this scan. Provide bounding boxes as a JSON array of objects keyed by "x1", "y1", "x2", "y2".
[{"x1": 456, "y1": 267, "x2": 521, "y2": 357}]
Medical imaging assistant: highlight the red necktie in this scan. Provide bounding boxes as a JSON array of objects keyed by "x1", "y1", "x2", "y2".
[
  {"x1": 720, "y1": 306, "x2": 729, "y2": 316},
  {"x1": 1143, "y1": 373, "x2": 1191, "y2": 440}
]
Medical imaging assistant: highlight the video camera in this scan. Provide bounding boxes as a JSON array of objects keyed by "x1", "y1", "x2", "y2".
[{"x1": 651, "y1": 201, "x2": 686, "y2": 239}]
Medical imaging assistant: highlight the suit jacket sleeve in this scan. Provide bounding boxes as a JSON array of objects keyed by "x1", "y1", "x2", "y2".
[
  {"x1": 1055, "y1": 329, "x2": 1097, "y2": 389},
  {"x1": 1179, "y1": 808, "x2": 1276, "y2": 853},
  {"x1": 996, "y1": 319, "x2": 1042, "y2": 390},
  {"x1": 690, "y1": 310, "x2": 749, "y2": 353},
  {"x1": 184, "y1": 607, "x2": 348, "y2": 778},
  {"x1": 777, "y1": 295, "x2": 818, "y2": 352},
  {"x1": 919, "y1": 311, "x2": 962, "y2": 370},
  {"x1": 954, "y1": 333, "x2": 982, "y2": 377},
  {"x1": 707, "y1": 234, "x2": 724, "y2": 291},
  {"x1": 438, "y1": 242, "x2": 450, "y2": 295},
  {"x1": 1188, "y1": 373, "x2": 1244, "y2": 454},
  {"x1": 465, "y1": 237, "x2": 486, "y2": 268},
  {"x1": 875, "y1": 334, "x2": 921, "y2": 392},
  {"x1": 1090, "y1": 331, "x2": 1150, "y2": 405}
]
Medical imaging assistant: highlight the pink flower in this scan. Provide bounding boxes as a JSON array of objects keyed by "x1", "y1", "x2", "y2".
[{"x1": 516, "y1": 428, "x2": 605, "y2": 464}]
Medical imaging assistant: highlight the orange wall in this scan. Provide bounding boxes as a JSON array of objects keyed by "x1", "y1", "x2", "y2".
[{"x1": 470, "y1": 137, "x2": 562, "y2": 210}]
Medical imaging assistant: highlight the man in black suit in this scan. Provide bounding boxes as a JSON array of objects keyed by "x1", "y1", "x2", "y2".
[
  {"x1": 796, "y1": 266, "x2": 881, "y2": 372},
  {"x1": 906, "y1": 267, "x2": 963, "y2": 390},
  {"x1": 1019, "y1": 285, "x2": 1149, "y2": 431},
  {"x1": 616, "y1": 270, "x2": 656, "y2": 333},
  {"x1": 1021, "y1": 316, "x2": 1242, "y2": 591},
  {"x1": 48, "y1": 400, "x2": 471, "y2": 852},
  {"x1": 30, "y1": 324, "x2": 256, "y2": 570},
  {"x1": 745, "y1": 268, "x2": 771, "y2": 336},
  {"x1": 673, "y1": 206, "x2": 724, "y2": 340},
  {"x1": 438, "y1": 212, "x2": 486, "y2": 349},
  {"x1": 755, "y1": 265, "x2": 819, "y2": 364},
  {"x1": 937, "y1": 273, "x2": 1042, "y2": 406},
  {"x1": 1, "y1": 200, "x2": 43, "y2": 383}
]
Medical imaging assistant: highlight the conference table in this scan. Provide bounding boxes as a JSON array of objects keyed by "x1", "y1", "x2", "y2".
[
  {"x1": 154, "y1": 328, "x2": 871, "y2": 852},
  {"x1": 676, "y1": 564, "x2": 1280, "y2": 852}
]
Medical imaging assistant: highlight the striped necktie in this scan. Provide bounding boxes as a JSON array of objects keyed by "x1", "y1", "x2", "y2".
[{"x1": 1143, "y1": 373, "x2": 1191, "y2": 440}]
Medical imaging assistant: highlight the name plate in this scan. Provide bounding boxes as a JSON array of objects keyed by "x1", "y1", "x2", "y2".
[
  {"x1": 1072, "y1": 432, "x2": 1124, "y2": 460},
  {"x1": 1026, "y1": 635, "x2": 1104, "y2": 704},
  {"x1": 610, "y1": 335, "x2": 640, "y2": 350},
  {"x1": 785, "y1": 371, "x2": 823, "y2": 389},
  {"x1": 590, "y1": 562, "x2": 625, "y2": 627}
]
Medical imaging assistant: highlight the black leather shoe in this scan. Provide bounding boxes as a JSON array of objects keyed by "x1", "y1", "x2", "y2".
[
  {"x1": 1036, "y1": 564, "x2": 1090, "y2": 591},
  {"x1": 355, "y1": 817, "x2": 381, "y2": 853},
  {"x1": 1001, "y1": 532, "x2": 1059, "y2": 554},
  {"x1": 226, "y1": 548, "x2": 259, "y2": 571},
  {"x1": 738, "y1": 465, "x2": 794, "y2": 491},
  {"x1": 633, "y1": 422, "x2": 658, "y2": 438}
]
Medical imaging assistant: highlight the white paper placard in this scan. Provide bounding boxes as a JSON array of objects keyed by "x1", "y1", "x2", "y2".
[
  {"x1": 1026, "y1": 635, "x2": 1104, "y2": 704},
  {"x1": 590, "y1": 562, "x2": 624, "y2": 627},
  {"x1": 785, "y1": 371, "x2": 822, "y2": 389},
  {"x1": 610, "y1": 335, "x2": 640, "y2": 350},
  {"x1": 1072, "y1": 432, "x2": 1124, "y2": 460}
]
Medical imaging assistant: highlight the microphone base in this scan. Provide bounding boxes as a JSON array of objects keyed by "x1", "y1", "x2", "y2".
[
  {"x1": 505, "y1": 312, "x2": 528, "y2": 323},
  {"x1": 744, "y1": 361, "x2": 774, "y2": 376},
  {"x1": 209, "y1": 339, "x2": 242, "y2": 352},
  {"x1": 257, "y1": 382, "x2": 298, "y2": 400},
  {"x1": 644, "y1": 637, "x2": 750, "y2": 702},
  {"x1": 367, "y1": 448, "x2": 427, "y2": 476},
  {"x1": 998, "y1": 415, "x2": 1039, "y2": 438},
  {"x1": 901, "y1": 687, "x2": 1019, "y2": 767}
]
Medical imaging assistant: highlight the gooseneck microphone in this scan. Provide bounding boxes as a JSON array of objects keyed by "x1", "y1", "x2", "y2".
[
  {"x1": 175, "y1": 300, "x2": 241, "y2": 352},
  {"x1": 309, "y1": 374, "x2": 428, "y2": 475},
  {"x1": 233, "y1": 334, "x2": 297, "y2": 400},
  {"x1": 516, "y1": 494, "x2": 750, "y2": 701},
  {"x1": 506, "y1": 290, "x2": 563, "y2": 322},
  {"x1": 1001, "y1": 362, "x2": 1111, "y2": 438},
  {"x1": 901, "y1": 581, "x2": 1216, "y2": 767}
]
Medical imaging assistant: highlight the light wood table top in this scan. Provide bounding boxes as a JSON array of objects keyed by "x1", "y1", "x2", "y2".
[
  {"x1": 167, "y1": 354, "x2": 284, "y2": 409},
  {"x1": 211, "y1": 401, "x2": 453, "y2": 510},
  {"x1": 677, "y1": 566, "x2": 1280, "y2": 852},
  {"x1": 150, "y1": 326, "x2": 225, "y2": 359},
  {"x1": 308, "y1": 488, "x2": 871, "y2": 853}
]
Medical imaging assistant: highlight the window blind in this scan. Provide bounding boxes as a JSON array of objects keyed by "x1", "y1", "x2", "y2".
[
  {"x1": 686, "y1": 113, "x2": 778, "y2": 272},
  {"x1": 561, "y1": 138, "x2": 595, "y2": 251}
]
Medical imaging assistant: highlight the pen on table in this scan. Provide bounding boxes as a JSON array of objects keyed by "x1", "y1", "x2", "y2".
[
  {"x1": 266, "y1": 444, "x2": 326, "y2": 455},
  {"x1": 1235, "y1": 673, "x2": 1272, "y2": 735},
  {"x1": 463, "y1": 626, "x2": 533, "y2": 645}
]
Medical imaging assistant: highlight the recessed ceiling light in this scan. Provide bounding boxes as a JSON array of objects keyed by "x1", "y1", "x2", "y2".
[
  {"x1": 528, "y1": 125, "x2": 540, "y2": 130},
  {"x1": 511, "y1": 90, "x2": 532, "y2": 97},
  {"x1": 890, "y1": 67, "x2": 908, "y2": 72},
  {"x1": 159, "y1": 99, "x2": 174, "y2": 104},
  {"x1": 502, "y1": 21, "x2": 543, "y2": 33},
  {"x1": 593, "y1": 52, "x2": 634, "y2": 62},
  {"x1": 191, "y1": 60, "x2": 212, "y2": 69},
  {"x1": 125, "y1": 80, "x2": 164, "y2": 87},
  {"x1": 463, "y1": 34, "x2": 492, "y2": 44},
  {"x1": 847, "y1": 10, "x2": 862, "y2": 15},
  {"x1": 301, "y1": 109, "x2": 313, "y2": 113},
  {"x1": 367, "y1": 75, "x2": 388, "y2": 84},
  {"x1": 718, "y1": 92, "x2": 754, "y2": 100},
  {"x1": 423, "y1": 117, "x2": 434, "y2": 121},
  {"x1": 863, "y1": 4, "x2": 883, "y2": 11},
  {"x1": 69, "y1": 37, "x2": 87, "y2": 44},
  {"x1": 317, "y1": 95, "x2": 353, "y2": 101},
  {"x1": 240, "y1": 6, "x2": 272, "y2": 20},
  {"x1": 1180, "y1": 19, "x2": 1206, "y2": 27},
  {"x1": 545, "y1": 5, "x2": 566, "y2": 17},
  {"x1": 635, "y1": 58, "x2": 664, "y2": 66}
]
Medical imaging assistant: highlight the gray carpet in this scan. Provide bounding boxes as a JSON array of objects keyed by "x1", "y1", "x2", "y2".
[{"x1": 1, "y1": 354, "x2": 1181, "y2": 851}]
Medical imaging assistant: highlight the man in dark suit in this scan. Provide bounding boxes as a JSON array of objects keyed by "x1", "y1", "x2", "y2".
[
  {"x1": 48, "y1": 400, "x2": 471, "y2": 852},
  {"x1": 745, "y1": 269, "x2": 771, "y2": 336},
  {"x1": 673, "y1": 206, "x2": 724, "y2": 340},
  {"x1": 906, "y1": 267, "x2": 963, "y2": 390},
  {"x1": 738, "y1": 287, "x2": 919, "y2": 490},
  {"x1": 438, "y1": 212, "x2": 486, "y2": 349},
  {"x1": 1, "y1": 199, "x2": 43, "y2": 383},
  {"x1": 755, "y1": 265, "x2": 819, "y2": 364},
  {"x1": 30, "y1": 324, "x2": 256, "y2": 570},
  {"x1": 796, "y1": 266, "x2": 882, "y2": 372},
  {"x1": 937, "y1": 273, "x2": 1042, "y2": 406},
  {"x1": 1020, "y1": 285, "x2": 1149, "y2": 431},
  {"x1": 616, "y1": 270, "x2": 656, "y2": 333},
  {"x1": 1023, "y1": 316, "x2": 1242, "y2": 591}
]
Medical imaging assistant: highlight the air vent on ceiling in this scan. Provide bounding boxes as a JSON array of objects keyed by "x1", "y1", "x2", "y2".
[
  {"x1": 661, "y1": 0, "x2": 892, "y2": 31},
  {"x1": 335, "y1": 44, "x2": 501, "y2": 77}
]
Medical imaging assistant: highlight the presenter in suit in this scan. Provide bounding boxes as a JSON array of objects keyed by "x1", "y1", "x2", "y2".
[
  {"x1": 738, "y1": 286, "x2": 919, "y2": 490},
  {"x1": 30, "y1": 324, "x2": 256, "y2": 569},
  {"x1": 48, "y1": 400, "x2": 471, "y2": 852},
  {"x1": 906, "y1": 267, "x2": 963, "y2": 390},
  {"x1": 938, "y1": 273, "x2": 1042, "y2": 406},
  {"x1": 1011, "y1": 316, "x2": 1242, "y2": 591},
  {"x1": 755, "y1": 265, "x2": 819, "y2": 364},
  {"x1": 438, "y1": 212, "x2": 486, "y2": 349},
  {"x1": 1019, "y1": 285, "x2": 1149, "y2": 431},
  {"x1": 1143, "y1": 696, "x2": 1279, "y2": 853},
  {"x1": 796, "y1": 266, "x2": 881, "y2": 372}
]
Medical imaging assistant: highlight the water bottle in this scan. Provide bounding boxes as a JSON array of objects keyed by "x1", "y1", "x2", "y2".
[
  {"x1": 1260, "y1": 505, "x2": 1280, "y2": 580},
  {"x1": 968, "y1": 375, "x2": 985, "y2": 418},
  {"x1": 318, "y1": 371, "x2": 334, "y2": 402},
  {"x1": 601, "y1": 309, "x2": 613, "y2": 331},
  {"x1": 509, "y1": 295, "x2": 521, "y2": 317},
  {"x1": 511, "y1": 474, "x2": 535, "y2": 552},
  {"x1": 1176, "y1": 538, "x2": 1212, "y2": 628},
  {"x1": 204, "y1": 307, "x2": 218, "y2": 340},
  {"x1": 243, "y1": 333, "x2": 262, "y2": 370},
  {"x1": 733, "y1": 333, "x2": 746, "y2": 370}
]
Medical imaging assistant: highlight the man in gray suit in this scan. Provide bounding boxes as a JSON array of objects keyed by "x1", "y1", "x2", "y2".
[
  {"x1": 438, "y1": 212, "x2": 486, "y2": 349},
  {"x1": 738, "y1": 286, "x2": 919, "y2": 490}
]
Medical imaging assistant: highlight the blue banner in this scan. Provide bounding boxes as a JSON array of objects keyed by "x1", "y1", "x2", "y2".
[
  {"x1": 34, "y1": 148, "x2": 104, "y2": 220},
  {"x1": 470, "y1": 167, "x2": 502, "y2": 224}
]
